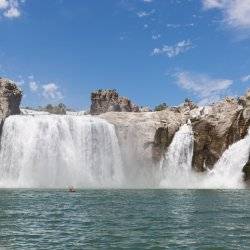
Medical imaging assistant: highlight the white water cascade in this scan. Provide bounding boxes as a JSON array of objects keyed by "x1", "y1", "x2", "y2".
[
  {"x1": 160, "y1": 122, "x2": 250, "y2": 189},
  {"x1": 160, "y1": 122, "x2": 197, "y2": 188},
  {"x1": 0, "y1": 115, "x2": 124, "y2": 188},
  {"x1": 204, "y1": 130, "x2": 250, "y2": 189}
]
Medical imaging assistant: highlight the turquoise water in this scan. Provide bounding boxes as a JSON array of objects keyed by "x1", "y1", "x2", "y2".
[{"x1": 0, "y1": 189, "x2": 250, "y2": 249}]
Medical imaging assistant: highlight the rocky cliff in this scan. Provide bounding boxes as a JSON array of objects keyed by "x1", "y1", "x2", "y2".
[
  {"x1": 90, "y1": 89, "x2": 139, "y2": 115},
  {"x1": 192, "y1": 98, "x2": 250, "y2": 171},
  {"x1": 99, "y1": 92, "x2": 250, "y2": 177},
  {"x1": 0, "y1": 78, "x2": 22, "y2": 130}
]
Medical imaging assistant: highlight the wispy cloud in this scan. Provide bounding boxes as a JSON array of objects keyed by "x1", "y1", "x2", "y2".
[
  {"x1": 152, "y1": 34, "x2": 161, "y2": 40},
  {"x1": 29, "y1": 81, "x2": 38, "y2": 92},
  {"x1": 174, "y1": 71, "x2": 233, "y2": 105},
  {"x1": 137, "y1": 9, "x2": 155, "y2": 18},
  {"x1": 152, "y1": 40, "x2": 193, "y2": 58},
  {"x1": 166, "y1": 23, "x2": 194, "y2": 29},
  {"x1": 203, "y1": 0, "x2": 250, "y2": 30},
  {"x1": 143, "y1": 0, "x2": 153, "y2": 2},
  {"x1": 0, "y1": 0, "x2": 25, "y2": 19},
  {"x1": 241, "y1": 75, "x2": 250, "y2": 82},
  {"x1": 42, "y1": 83, "x2": 63, "y2": 100}
]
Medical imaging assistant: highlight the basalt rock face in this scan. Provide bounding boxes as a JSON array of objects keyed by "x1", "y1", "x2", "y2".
[
  {"x1": 192, "y1": 98, "x2": 250, "y2": 171},
  {"x1": 0, "y1": 78, "x2": 22, "y2": 130},
  {"x1": 90, "y1": 89, "x2": 139, "y2": 115}
]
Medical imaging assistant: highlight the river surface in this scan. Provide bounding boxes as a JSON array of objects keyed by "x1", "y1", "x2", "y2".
[{"x1": 0, "y1": 189, "x2": 250, "y2": 249}]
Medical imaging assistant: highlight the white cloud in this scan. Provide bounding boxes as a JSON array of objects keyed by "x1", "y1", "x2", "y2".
[
  {"x1": 0, "y1": 0, "x2": 24, "y2": 19},
  {"x1": 143, "y1": 0, "x2": 153, "y2": 2},
  {"x1": 203, "y1": 0, "x2": 225, "y2": 9},
  {"x1": 166, "y1": 23, "x2": 181, "y2": 28},
  {"x1": 175, "y1": 71, "x2": 233, "y2": 105},
  {"x1": 152, "y1": 34, "x2": 161, "y2": 40},
  {"x1": 241, "y1": 75, "x2": 250, "y2": 82},
  {"x1": 0, "y1": 0, "x2": 9, "y2": 9},
  {"x1": 152, "y1": 40, "x2": 193, "y2": 58},
  {"x1": 29, "y1": 81, "x2": 38, "y2": 92},
  {"x1": 203, "y1": 0, "x2": 250, "y2": 29},
  {"x1": 137, "y1": 9, "x2": 155, "y2": 18},
  {"x1": 42, "y1": 83, "x2": 63, "y2": 100}
]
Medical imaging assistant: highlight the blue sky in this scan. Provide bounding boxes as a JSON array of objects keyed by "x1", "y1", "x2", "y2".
[{"x1": 0, "y1": 0, "x2": 250, "y2": 110}]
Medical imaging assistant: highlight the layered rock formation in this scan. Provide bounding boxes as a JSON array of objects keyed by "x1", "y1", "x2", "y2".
[
  {"x1": 0, "y1": 77, "x2": 22, "y2": 130},
  {"x1": 90, "y1": 89, "x2": 139, "y2": 115}
]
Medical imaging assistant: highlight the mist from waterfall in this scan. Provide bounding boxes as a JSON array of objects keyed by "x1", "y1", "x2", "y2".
[{"x1": 0, "y1": 115, "x2": 124, "y2": 188}]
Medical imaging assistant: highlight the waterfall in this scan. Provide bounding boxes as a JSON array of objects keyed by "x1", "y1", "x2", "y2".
[
  {"x1": 0, "y1": 113, "x2": 249, "y2": 189},
  {"x1": 160, "y1": 123, "x2": 196, "y2": 188},
  {"x1": 204, "y1": 130, "x2": 250, "y2": 189},
  {"x1": 160, "y1": 123, "x2": 250, "y2": 189},
  {"x1": 0, "y1": 115, "x2": 124, "y2": 188}
]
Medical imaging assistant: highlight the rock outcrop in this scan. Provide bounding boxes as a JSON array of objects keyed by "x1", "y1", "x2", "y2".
[
  {"x1": 0, "y1": 77, "x2": 22, "y2": 130},
  {"x1": 192, "y1": 98, "x2": 250, "y2": 171},
  {"x1": 90, "y1": 89, "x2": 139, "y2": 115}
]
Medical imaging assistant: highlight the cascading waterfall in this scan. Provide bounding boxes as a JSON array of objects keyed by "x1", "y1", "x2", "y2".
[
  {"x1": 160, "y1": 122, "x2": 250, "y2": 189},
  {"x1": 0, "y1": 113, "x2": 249, "y2": 189},
  {"x1": 0, "y1": 115, "x2": 124, "y2": 188},
  {"x1": 204, "y1": 130, "x2": 250, "y2": 189},
  {"x1": 160, "y1": 122, "x2": 197, "y2": 188}
]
